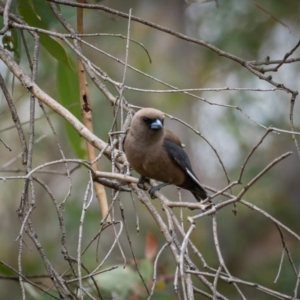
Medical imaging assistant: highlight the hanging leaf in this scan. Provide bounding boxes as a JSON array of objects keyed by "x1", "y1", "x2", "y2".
[
  {"x1": 57, "y1": 60, "x2": 86, "y2": 159},
  {"x1": 144, "y1": 231, "x2": 158, "y2": 261},
  {"x1": 17, "y1": 0, "x2": 73, "y2": 70}
]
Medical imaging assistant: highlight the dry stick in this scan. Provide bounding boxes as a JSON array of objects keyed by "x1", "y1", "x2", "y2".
[
  {"x1": 238, "y1": 127, "x2": 273, "y2": 182},
  {"x1": 193, "y1": 287, "x2": 215, "y2": 299},
  {"x1": 0, "y1": 108, "x2": 69, "y2": 133},
  {"x1": 2, "y1": 7, "x2": 298, "y2": 300},
  {"x1": 0, "y1": 0, "x2": 12, "y2": 34},
  {"x1": 28, "y1": 33, "x2": 74, "y2": 295},
  {"x1": 260, "y1": 39, "x2": 300, "y2": 73},
  {"x1": 42, "y1": 0, "x2": 245, "y2": 65},
  {"x1": 58, "y1": 225, "x2": 106, "y2": 299},
  {"x1": 171, "y1": 213, "x2": 211, "y2": 270},
  {"x1": 0, "y1": 274, "x2": 51, "y2": 281},
  {"x1": 250, "y1": 0, "x2": 290, "y2": 33},
  {"x1": 131, "y1": 186, "x2": 189, "y2": 295},
  {"x1": 191, "y1": 180, "x2": 300, "y2": 244},
  {"x1": 32, "y1": 180, "x2": 76, "y2": 296},
  {"x1": 213, "y1": 266, "x2": 222, "y2": 300},
  {"x1": 137, "y1": 186, "x2": 226, "y2": 299},
  {"x1": 274, "y1": 223, "x2": 300, "y2": 299},
  {"x1": 273, "y1": 249, "x2": 285, "y2": 284},
  {"x1": 4, "y1": 2, "x2": 274, "y2": 133},
  {"x1": 1, "y1": 136, "x2": 48, "y2": 171},
  {"x1": 294, "y1": 268, "x2": 300, "y2": 300},
  {"x1": 77, "y1": 173, "x2": 93, "y2": 300},
  {"x1": 49, "y1": 2, "x2": 124, "y2": 110},
  {"x1": 0, "y1": 73, "x2": 28, "y2": 164},
  {"x1": 189, "y1": 270, "x2": 298, "y2": 300},
  {"x1": 17, "y1": 205, "x2": 33, "y2": 300},
  {"x1": 186, "y1": 272, "x2": 194, "y2": 300},
  {"x1": 178, "y1": 224, "x2": 195, "y2": 300},
  {"x1": 191, "y1": 151, "x2": 294, "y2": 218},
  {"x1": 212, "y1": 216, "x2": 246, "y2": 300},
  {"x1": 17, "y1": 33, "x2": 40, "y2": 300},
  {"x1": 91, "y1": 221, "x2": 124, "y2": 276},
  {"x1": 6, "y1": 16, "x2": 277, "y2": 135},
  {"x1": 119, "y1": 194, "x2": 150, "y2": 296},
  {"x1": 68, "y1": 32, "x2": 152, "y2": 62},
  {"x1": 273, "y1": 223, "x2": 298, "y2": 278},
  {"x1": 0, "y1": 46, "x2": 124, "y2": 162},
  {"x1": 33, "y1": 177, "x2": 78, "y2": 279},
  {"x1": 76, "y1": 0, "x2": 110, "y2": 223},
  {"x1": 0, "y1": 137, "x2": 11, "y2": 150},
  {"x1": 118, "y1": 8, "x2": 132, "y2": 143},
  {"x1": 80, "y1": 287, "x2": 97, "y2": 300},
  {"x1": 34, "y1": 97, "x2": 73, "y2": 209},
  {"x1": 47, "y1": 3, "x2": 130, "y2": 175},
  {"x1": 0, "y1": 260, "x2": 60, "y2": 299},
  {"x1": 237, "y1": 152, "x2": 293, "y2": 200},
  {"x1": 47, "y1": 0, "x2": 296, "y2": 93},
  {"x1": 270, "y1": 127, "x2": 300, "y2": 136},
  {"x1": 289, "y1": 93, "x2": 300, "y2": 159},
  {"x1": 111, "y1": 192, "x2": 127, "y2": 268},
  {"x1": 66, "y1": 265, "x2": 118, "y2": 284},
  {"x1": 6, "y1": 2, "x2": 299, "y2": 99},
  {"x1": 3, "y1": 16, "x2": 120, "y2": 102},
  {"x1": 125, "y1": 87, "x2": 281, "y2": 93},
  {"x1": 26, "y1": 217, "x2": 74, "y2": 297},
  {"x1": 0, "y1": 34, "x2": 120, "y2": 290},
  {"x1": 80, "y1": 35, "x2": 270, "y2": 132},
  {"x1": 147, "y1": 242, "x2": 171, "y2": 300},
  {"x1": 88, "y1": 35, "x2": 268, "y2": 132},
  {"x1": 251, "y1": 57, "x2": 300, "y2": 66}
]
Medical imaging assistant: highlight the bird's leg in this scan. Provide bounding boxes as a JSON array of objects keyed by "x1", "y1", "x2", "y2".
[
  {"x1": 137, "y1": 176, "x2": 150, "y2": 190},
  {"x1": 149, "y1": 183, "x2": 170, "y2": 199}
]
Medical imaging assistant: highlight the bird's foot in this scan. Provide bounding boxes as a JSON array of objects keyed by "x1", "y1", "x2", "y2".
[
  {"x1": 149, "y1": 186, "x2": 159, "y2": 199},
  {"x1": 202, "y1": 199, "x2": 213, "y2": 210},
  {"x1": 149, "y1": 183, "x2": 170, "y2": 199},
  {"x1": 137, "y1": 176, "x2": 150, "y2": 190}
]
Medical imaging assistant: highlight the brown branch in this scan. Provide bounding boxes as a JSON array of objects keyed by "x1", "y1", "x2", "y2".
[{"x1": 76, "y1": 0, "x2": 110, "y2": 222}]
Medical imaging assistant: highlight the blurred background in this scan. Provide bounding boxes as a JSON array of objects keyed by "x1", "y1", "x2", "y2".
[{"x1": 0, "y1": 0, "x2": 300, "y2": 299}]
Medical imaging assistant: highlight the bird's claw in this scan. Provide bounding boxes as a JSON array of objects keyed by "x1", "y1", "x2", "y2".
[
  {"x1": 149, "y1": 186, "x2": 158, "y2": 199},
  {"x1": 149, "y1": 183, "x2": 170, "y2": 199},
  {"x1": 137, "y1": 176, "x2": 149, "y2": 190}
]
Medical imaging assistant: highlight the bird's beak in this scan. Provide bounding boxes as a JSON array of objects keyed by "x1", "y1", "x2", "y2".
[{"x1": 150, "y1": 119, "x2": 163, "y2": 130}]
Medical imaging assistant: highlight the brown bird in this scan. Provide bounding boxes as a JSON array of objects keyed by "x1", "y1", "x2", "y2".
[{"x1": 124, "y1": 108, "x2": 210, "y2": 207}]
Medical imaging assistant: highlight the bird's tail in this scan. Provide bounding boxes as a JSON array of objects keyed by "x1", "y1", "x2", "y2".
[{"x1": 191, "y1": 185, "x2": 213, "y2": 210}]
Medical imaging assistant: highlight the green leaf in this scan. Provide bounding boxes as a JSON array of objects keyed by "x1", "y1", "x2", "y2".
[
  {"x1": 11, "y1": 28, "x2": 21, "y2": 63},
  {"x1": 91, "y1": 265, "x2": 139, "y2": 299},
  {"x1": 139, "y1": 258, "x2": 153, "y2": 282},
  {"x1": 57, "y1": 61, "x2": 86, "y2": 159},
  {"x1": 17, "y1": 0, "x2": 73, "y2": 70},
  {"x1": 31, "y1": 0, "x2": 60, "y2": 27},
  {"x1": 0, "y1": 262, "x2": 15, "y2": 276}
]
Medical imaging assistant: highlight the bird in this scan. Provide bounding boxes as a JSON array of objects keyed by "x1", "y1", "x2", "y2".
[{"x1": 124, "y1": 107, "x2": 211, "y2": 208}]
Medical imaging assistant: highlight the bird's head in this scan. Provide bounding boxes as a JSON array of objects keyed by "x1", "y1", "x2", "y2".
[
  {"x1": 143, "y1": 116, "x2": 163, "y2": 130},
  {"x1": 130, "y1": 108, "x2": 165, "y2": 140}
]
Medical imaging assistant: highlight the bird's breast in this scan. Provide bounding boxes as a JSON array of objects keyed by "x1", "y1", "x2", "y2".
[{"x1": 125, "y1": 139, "x2": 185, "y2": 185}]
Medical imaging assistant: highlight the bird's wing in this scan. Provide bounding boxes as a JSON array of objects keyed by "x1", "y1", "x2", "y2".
[
  {"x1": 163, "y1": 138, "x2": 201, "y2": 187},
  {"x1": 164, "y1": 129, "x2": 182, "y2": 146}
]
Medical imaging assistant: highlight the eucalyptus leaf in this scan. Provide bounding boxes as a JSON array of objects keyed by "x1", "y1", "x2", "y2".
[
  {"x1": 17, "y1": 0, "x2": 73, "y2": 70},
  {"x1": 57, "y1": 61, "x2": 86, "y2": 159}
]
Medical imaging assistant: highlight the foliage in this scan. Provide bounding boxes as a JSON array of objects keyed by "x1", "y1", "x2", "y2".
[{"x1": 0, "y1": 0, "x2": 300, "y2": 299}]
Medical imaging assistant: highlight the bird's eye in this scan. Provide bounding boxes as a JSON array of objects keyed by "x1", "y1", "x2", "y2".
[{"x1": 143, "y1": 117, "x2": 149, "y2": 122}]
